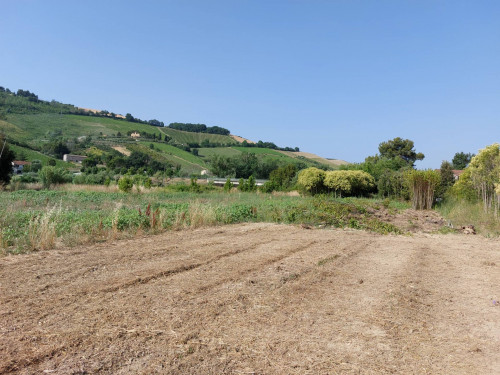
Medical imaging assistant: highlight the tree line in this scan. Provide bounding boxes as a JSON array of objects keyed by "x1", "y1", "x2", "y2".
[{"x1": 168, "y1": 123, "x2": 231, "y2": 135}]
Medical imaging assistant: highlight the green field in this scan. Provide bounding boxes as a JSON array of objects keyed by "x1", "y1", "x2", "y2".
[
  {"x1": 132, "y1": 142, "x2": 206, "y2": 174},
  {"x1": 232, "y1": 146, "x2": 285, "y2": 156},
  {"x1": 160, "y1": 127, "x2": 237, "y2": 145},
  {"x1": 123, "y1": 144, "x2": 203, "y2": 175},
  {"x1": 2, "y1": 114, "x2": 150, "y2": 144},
  {"x1": 197, "y1": 147, "x2": 242, "y2": 158}
]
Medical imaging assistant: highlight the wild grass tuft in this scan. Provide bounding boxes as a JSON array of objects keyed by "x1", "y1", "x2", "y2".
[
  {"x1": 27, "y1": 205, "x2": 59, "y2": 251},
  {"x1": 437, "y1": 197, "x2": 500, "y2": 237}
]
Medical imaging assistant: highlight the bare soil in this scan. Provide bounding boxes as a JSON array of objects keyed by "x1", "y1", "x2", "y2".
[
  {"x1": 111, "y1": 146, "x2": 131, "y2": 156},
  {"x1": 1, "y1": 223, "x2": 499, "y2": 374}
]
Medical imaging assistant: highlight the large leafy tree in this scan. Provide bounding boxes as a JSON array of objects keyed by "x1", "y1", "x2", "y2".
[
  {"x1": 378, "y1": 137, "x2": 424, "y2": 165},
  {"x1": 452, "y1": 152, "x2": 474, "y2": 170},
  {"x1": 0, "y1": 137, "x2": 15, "y2": 185}
]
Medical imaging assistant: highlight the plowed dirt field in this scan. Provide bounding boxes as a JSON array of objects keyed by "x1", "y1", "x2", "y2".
[{"x1": 1, "y1": 223, "x2": 500, "y2": 374}]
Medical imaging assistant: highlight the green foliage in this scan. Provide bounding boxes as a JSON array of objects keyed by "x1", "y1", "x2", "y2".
[
  {"x1": 377, "y1": 169, "x2": 409, "y2": 199},
  {"x1": 118, "y1": 176, "x2": 134, "y2": 193},
  {"x1": 437, "y1": 196, "x2": 500, "y2": 237},
  {"x1": 323, "y1": 170, "x2": 375, "y2": 197},
  {"x1": 449, "y1": 168, "x2": 476, "y2": 201},
  {"x1": 223, "y1": 178, "x2": 233, "y2": 192},
  {"x1": 404, "y1": 169, "x2": 441, "y2": 210},
  {"x1": 341, "y1": 156, "x2": 409, "y2": 182},
  {"x1": 39, "y1": 166, "x2": 72, "y2": 188},
  {"x1": 31, "y1": 159, "x2": 42, "y2": 172},
  {"x1": 168, "y1": 122, "x2": 230, "y2": 135},
  {"x1": 436, "y1": 161, "x2": 455, "y2": 199},
  {"x1": 452, "y1": 152, "x2": 474, "y2": 170},
  {"x1": 0, "y1": 137, "x2": 15, "y2": 184},
  {"x1": 297, "y1": 167, "x2": 325, "y2": 194},
  {"x1": 238, "y1": 176, "x2": 257, "y2": 192},
  {"x1": 209, "y1": 152, "x2": 299, "y2": 179},
  {"x1": 298, "y1": 169, "x2": 374, "y2": 197},
  {"x1": 378, "y1": 137, "x2": 424, "y2": 165},
  {"x1": 268, "y1": 164, "x2": 297, "y2": 191},
  {"x1": 460, "y1": 144, "x2": 500, "y2": 213},
  {"x1": 0, "y1": 89, "x2": 79, "y2": 115}
]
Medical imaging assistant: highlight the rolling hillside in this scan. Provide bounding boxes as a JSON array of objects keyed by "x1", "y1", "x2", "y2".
[{"x1": 0, "y1": 88, "x2": 347, "y2": 177}]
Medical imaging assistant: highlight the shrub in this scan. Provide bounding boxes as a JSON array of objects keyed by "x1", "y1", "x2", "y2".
[
  {"x1": 223, "y1": 178, "x2": 233, "y2": 192},
  {"x1": 297, "y1": 167, "x2": 325, "y2": 195},
  {"x1": 118, "y1": 176, "x2": 134, "y2": 193},
  {"x1": 377, "y1": 169, "x2": 409, "y2": 199},
  {"x1": 39, "y1": 166, "x2": 72, "y2": 189},
  {"x1": 404, "y1": 169, "x2": 440, "y2": 210}
]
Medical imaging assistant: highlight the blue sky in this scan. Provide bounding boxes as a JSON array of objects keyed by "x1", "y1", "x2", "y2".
[{"x1": 1, "y1": 1, "x2": 499, "y2": 167}]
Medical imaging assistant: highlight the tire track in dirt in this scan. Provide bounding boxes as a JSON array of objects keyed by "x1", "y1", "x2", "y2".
[
  {"x1": 2, "y1": 224, "x2": 500, "y2": 374},
  {"x1": 0, "y1": 224, "x2": 275, "y2": 303},
  {"x1": 100, "y1": 237, "x2": 283, "y2": 293}
]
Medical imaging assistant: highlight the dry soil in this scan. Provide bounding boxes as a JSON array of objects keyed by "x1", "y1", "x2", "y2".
[{"x1": 1, "y1": 223, "x2": 499, "y2": 374}]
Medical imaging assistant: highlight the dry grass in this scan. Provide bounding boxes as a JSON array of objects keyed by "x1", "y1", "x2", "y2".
[
  {"x1": 27, "y1": 206, "x2": 59, "y2": 251},
  {"x1": 188, "y1": 201, "x2": 218, "y2": 228},
  {"x1": 54, "y1": 184, "x2": 121, "y2": 193},
  {"x1": 438, "y1": 198, "x2": 500, "y2": 236}
]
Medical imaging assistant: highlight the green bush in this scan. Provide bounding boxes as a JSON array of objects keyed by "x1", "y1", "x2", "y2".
[
  {"x1": 297, "y1": 167, "x2": 325, "y2": 195},
  {"x1": 377, "y1": 169, "x2": 409, "y2": 199},
  {"x1": 223, "y1": 178, "x2": 233, "y2": 192},
  {"x1": 118, "y1": 176, "x2": 134, "y2": 193},
  {"x1": 39, "y1": 166, "x2": 72, "y2": 189}
]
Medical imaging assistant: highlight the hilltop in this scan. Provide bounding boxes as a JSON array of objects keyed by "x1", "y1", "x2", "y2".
[{"x1": 0, "y1": 86, "x2": 347, "y2": 177}]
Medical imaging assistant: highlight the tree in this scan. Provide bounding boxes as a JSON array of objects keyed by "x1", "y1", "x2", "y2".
[
  {"x1": 297, "y1": 167, "x2": 325, "y2": 195},
  {"x1": 378, "y1": 137, "x2": 424, "y2": 165},
  {"x1": 31, "y1": 159, "x2": 42, "y2": 172},
  {"x1": 466, "y1": 144, "x2": 500, "y2": 213},
  {"x1": 224, "y1": 178, "x2": 233, "y2": 192},
  {"x1": 436, "y1": 161, "x2": 455, "y2": 199},
  {"x1": 0, "y1": 137, "x2": 15, "y2": 184},
  {"x1": 452, "y1": 152, "x2": 474, "y2": 170}
]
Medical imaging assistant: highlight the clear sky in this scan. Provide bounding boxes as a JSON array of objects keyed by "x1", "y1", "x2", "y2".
[{"x1": 1, "y1": 1, "x2": 499, "y2": 168}]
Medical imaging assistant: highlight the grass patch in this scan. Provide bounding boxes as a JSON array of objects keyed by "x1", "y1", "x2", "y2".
[
  {"x1": 0, "y1": 189, "x2": 408, "y2": 255},
  {"x1": 436, "y1": 197, "x2": 500, "y2": 237}
]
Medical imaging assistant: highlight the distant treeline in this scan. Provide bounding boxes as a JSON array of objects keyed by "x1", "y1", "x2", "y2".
[
  {"x1": 0, "y1": 86, "x2": 166, "y2": 127},
  {"x1": 0, "y1": 86, "x2": 80, "y2": 116},
  {"x1": 241, "y1": 140, "x2": 299, "y2": 152},
  {"x1": 168, "y1": 123, "x2": 230, "y2": 135}
]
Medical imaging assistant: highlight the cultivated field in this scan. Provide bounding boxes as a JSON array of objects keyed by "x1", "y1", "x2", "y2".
[{"x1": 1, "y1": 223, "x2": 499, "y2": 374}]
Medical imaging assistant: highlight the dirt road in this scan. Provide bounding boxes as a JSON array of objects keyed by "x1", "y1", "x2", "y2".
[{"x1": 1, "y1": 223, "x2": 499, "y2": 374}]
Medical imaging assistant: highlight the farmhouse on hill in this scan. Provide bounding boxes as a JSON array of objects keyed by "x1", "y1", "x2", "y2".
[
  {"x1": 11, "y1": 161, "x2": 31, "y2": 174},
  {"x1": 130, "y1": 132, "x2": 140, "y2": 138},
  {"x1": 63, "y1": 154, "x2": 87, "y2": 163}
]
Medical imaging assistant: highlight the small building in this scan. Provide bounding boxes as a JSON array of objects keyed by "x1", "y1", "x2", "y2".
[
  {"x1": 12, "y1": 161, "x2": 31, "y2": 174},
  {"x1": 63, "y1": 154, "x2": 87, "y2": 163},
  {"x1": 452, "y1": 170, "x2": 464, "y2": 180},
  {"x1": 209, "y1": 178, "x2": 268, "y2": 187},
  {"x1": 130, "y1": 132, "x2": 140, "y2": 138}
]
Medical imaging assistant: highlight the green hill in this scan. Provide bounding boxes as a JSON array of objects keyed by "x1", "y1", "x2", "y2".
[{"x1": 0, "y1": 87, "x2": 342, "y2": 178}]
